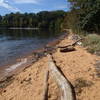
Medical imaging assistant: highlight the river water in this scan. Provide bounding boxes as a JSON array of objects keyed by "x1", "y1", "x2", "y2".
[{"x1": 0, "y1": 29, "x2": 61, "y2": 67}]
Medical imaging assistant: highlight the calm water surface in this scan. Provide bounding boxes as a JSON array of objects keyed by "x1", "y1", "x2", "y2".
[{"x1": 0, "y1": 29, "x2": 61, "y2": 67}]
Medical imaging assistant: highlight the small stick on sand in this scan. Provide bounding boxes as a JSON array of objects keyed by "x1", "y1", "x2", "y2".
[{"x1": 42, "y1": 70, "x2": 49, "y2": 100}]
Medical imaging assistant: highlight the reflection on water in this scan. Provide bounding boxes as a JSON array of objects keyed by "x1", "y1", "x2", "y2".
[{"x1": 0, "y1": 29, "x2": 61, "y2": 67}]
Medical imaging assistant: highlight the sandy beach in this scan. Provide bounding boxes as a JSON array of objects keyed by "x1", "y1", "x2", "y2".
[{"x1": 0, "y1": 34, "x2": 100, "y2": 100}]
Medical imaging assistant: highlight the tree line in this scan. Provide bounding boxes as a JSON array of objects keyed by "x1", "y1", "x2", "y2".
[
  {"x1": 0, "y1": 10, "x2": 65, "y2": 31},
  {"x1": 62, "y1": 0, "x2": 100, "y2": 34}
]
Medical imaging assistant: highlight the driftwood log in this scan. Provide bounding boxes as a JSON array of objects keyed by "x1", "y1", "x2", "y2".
[
  {"x1": 58, "y1": 38, "x2": 83, "y2": 49},
  {"x1": 42, "y1": 70, "x2": 49, "y2": 100},
  {"x1": 60, "y1": 46, "x2": 75, "y2": 53},
  {"x1": 47, "y1": 54, "x2": 74, "y2": 100}
]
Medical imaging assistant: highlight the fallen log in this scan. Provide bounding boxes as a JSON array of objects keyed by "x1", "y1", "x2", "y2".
[
  {"x1": 42, "y1": 70, "x2": 49, "y2": 100},
  {"x1": 47, "y1": 54, "x2": 74, "y2": 100},
  {"x1": 60, "y1": 46, "x2": 76, "y2": 53},
  {"x1": 58, "y1": 38, "x2": 83, "y2": 49}
]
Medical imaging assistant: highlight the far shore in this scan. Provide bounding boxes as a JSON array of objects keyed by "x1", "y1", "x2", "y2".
[
  {"x1": 0, "y1": 27, "x2": 39, "y2": 30},
  {"x1": 9, "y1": 27, "x2": 39, "y2": 30}
]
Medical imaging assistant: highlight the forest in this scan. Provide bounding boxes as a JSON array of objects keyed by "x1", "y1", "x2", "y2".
[
  {"x1": 62, "y1": 0, "x2": 100, "y2": 54},
  {"x1": 63, "y1": 0, "x2": 100, "y2": 34},
  {"x1": 0, "y1": 10, "x2": 65, "y2": 32},
  {"x1": 0, "y1": 0, "x2": 100, "y2": 34}
]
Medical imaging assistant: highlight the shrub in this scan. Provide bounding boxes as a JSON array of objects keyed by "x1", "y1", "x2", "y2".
[{"x1": 83, "y1": 34, "x2": 100, "y2": 54}]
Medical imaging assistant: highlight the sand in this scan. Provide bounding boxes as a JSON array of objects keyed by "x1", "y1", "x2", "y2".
[{"x1": 0, "y1": 35, "x2": 100, "y2": 100}]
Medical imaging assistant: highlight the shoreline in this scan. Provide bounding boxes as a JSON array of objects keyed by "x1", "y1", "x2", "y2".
[
  {"x1": 0, "y1": 33, "x2": 67, "y2": 81},
  {"x1": 0, "y1": 33, "x2": 99, "y2": 100}
]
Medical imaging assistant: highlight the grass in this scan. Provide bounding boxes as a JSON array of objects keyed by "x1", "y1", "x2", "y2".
[
  {"x1": 83, "y1": 34, "x2": 100, "y2": 55},
  {"x1": 94, "y1": 60, "x2": 100, "y2": 78},
  {"x1": 74, "y1": 78, "x2": 93, "y2": 88},
  {"x1": 74, "y1": 78, "x2": 93, "y2": 95}
]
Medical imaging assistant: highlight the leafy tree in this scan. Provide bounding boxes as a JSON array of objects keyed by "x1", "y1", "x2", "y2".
[
  {"x1": 67, "y1": 0, "x2": 100, "y2": 33},
  {"x1": 0, "y1": 10, "x2": 65, "y2": 31}
]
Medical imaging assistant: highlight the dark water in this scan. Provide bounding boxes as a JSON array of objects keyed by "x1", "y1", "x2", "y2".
[{"x1": 0, "y1": 29, "x2": 61, "y2": 67}]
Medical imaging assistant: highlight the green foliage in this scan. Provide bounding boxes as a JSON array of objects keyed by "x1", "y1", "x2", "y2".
[
  {"x1": 62, "y1": 1, "x2": 100, "y2": 55},
  {"x1": 0, "y1": 10, "x2": 65, "y2": 31},
  {"x1": 65, "y1": 0, "x2": 100, "y2": 33},
  {"x1": 83, "y1": 34, "x2": 100, "y2": 54},
  {"x1": 64, "y1": 10, "x2": 81, "y2": 33}
]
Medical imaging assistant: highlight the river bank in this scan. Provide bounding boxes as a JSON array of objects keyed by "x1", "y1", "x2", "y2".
[
  {"x1": 0, "y1": 34, "x2": 100, "y2": 100},
  {"x1": 0, "y1": 33, "x2": 67, "y2": 80}
]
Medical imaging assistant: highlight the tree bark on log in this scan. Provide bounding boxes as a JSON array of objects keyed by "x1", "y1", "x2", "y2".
[
  {"x1": 42, "y1": 70, "x2": 49, "y2": 100},
  {"x1": 47, "y1": 54, "x2": 74, "y2": 100},
  {"x1": 60, "y1": 46, "x2": 75, "y2": 53}
]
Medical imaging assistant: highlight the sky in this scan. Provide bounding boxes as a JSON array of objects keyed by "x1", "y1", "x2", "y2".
[{"x1": 0, "y1": 0, "x2": 70, "y2": 15}]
